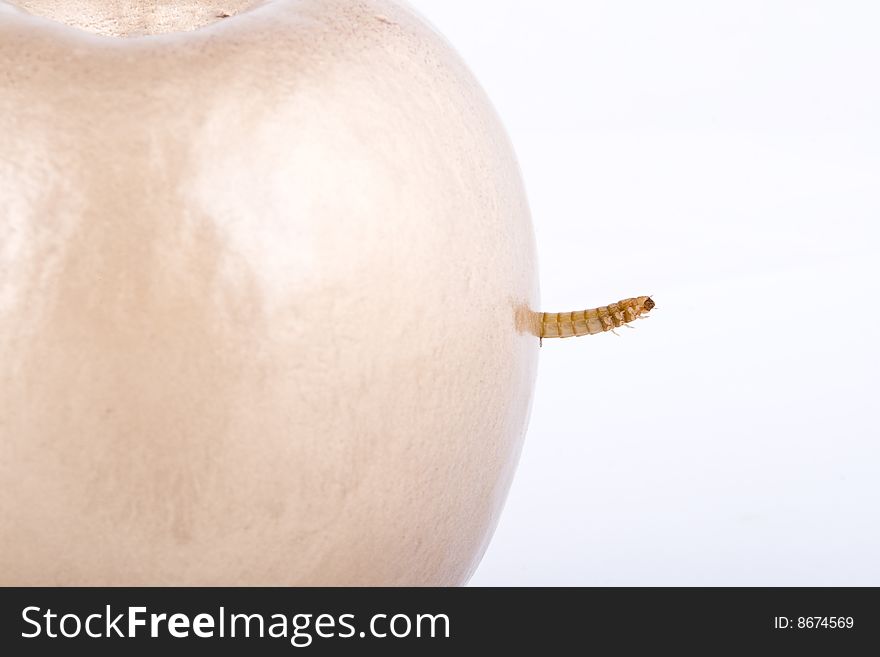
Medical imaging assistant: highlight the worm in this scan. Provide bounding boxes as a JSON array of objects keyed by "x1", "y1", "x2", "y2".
[{"x1": 540, "y1": 296, "x2": 655, "y2": 343}]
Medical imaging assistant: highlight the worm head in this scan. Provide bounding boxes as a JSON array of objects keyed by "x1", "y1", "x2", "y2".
[{"x1": 641, "y1": 296, "x2": 655, "y2": 313}]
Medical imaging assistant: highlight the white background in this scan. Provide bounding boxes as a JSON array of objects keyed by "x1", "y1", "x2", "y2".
[{"x1": 407, "y1": 0, "x2": 880, "y2": 585}]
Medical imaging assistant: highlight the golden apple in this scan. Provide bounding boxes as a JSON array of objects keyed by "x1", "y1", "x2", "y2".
[{"x1": 0, "y1": 0, "x2": 539, "y2": 584}]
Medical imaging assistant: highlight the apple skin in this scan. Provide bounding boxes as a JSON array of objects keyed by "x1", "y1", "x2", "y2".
[{"x1": 0, "y1": 0, "x2": 539, "y2": 585}]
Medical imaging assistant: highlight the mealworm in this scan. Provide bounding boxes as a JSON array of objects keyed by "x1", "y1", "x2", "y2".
[{"x1": 540, "y1": 296, "x2": 655, "y2": 343}]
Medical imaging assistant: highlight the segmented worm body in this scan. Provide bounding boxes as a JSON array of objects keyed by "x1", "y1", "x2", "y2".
[{"x1": 540, "y1": 296, "x2": 655, "y2": 341}]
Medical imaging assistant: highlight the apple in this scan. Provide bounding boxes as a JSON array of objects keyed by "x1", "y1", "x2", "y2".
[{"x1": 0, "y1": 0, "x2": 539, "y2": 584}]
